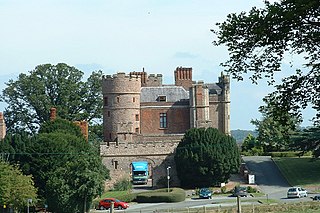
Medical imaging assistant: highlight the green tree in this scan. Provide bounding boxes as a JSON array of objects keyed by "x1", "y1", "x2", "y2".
[
  {"x1": 175, "y1": 128, "x2": 241, "y2": 188},
  {"x1": 0, "y1": 160, "x2": 37, "y2": 211},
  {"x1": 1, "y1": 63, "x2": 103, "y2": 133},
  {"x1": 213, "y1": 0, "x2": 320, "y2": 124},
  {"x1": 290, "y1": 127, "x2": 320, "y2": 157},
  {"x1": 251, "y1": 116, "x2": 295, "y2": 152},
  {"x1": 24, "y1": 119, "x2": 109, "y2": 213},
  {"x1": 241, "y1": 133, "x2": 264, "y2": 155}
]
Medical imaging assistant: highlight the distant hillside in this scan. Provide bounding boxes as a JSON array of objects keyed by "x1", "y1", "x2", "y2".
[{"x1": 231, "y1": 129, "x2": 258, "y2": 143}]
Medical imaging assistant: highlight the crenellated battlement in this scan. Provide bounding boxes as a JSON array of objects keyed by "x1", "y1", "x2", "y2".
[
  {"x1": 102, "y1": 72, "x2": 141, "y2": 81},
  {"x1": 100, "y1": 141, "x2": 179, "y2": 157},
  {"x1": 102, "y1": 72, "x2": 141, "y2": 94}
]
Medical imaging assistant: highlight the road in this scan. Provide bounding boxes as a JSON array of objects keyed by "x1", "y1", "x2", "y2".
[
  {"x1": 91, "y1": 196, "x2": 261, "y2": 213},
  {"x1": 242, "y1": 156, "x2": 311, "y2": 202},
  {"x1": 91, "y1": 156, "x2": 313, "y2": 212}
]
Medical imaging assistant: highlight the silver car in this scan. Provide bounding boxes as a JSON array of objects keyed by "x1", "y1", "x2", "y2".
[{"x1": 287, "y1": 187, "x2": 307, "y2": 198}]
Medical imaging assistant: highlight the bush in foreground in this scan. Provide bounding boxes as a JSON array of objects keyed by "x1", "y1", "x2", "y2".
[{"x1": 136, "y1": 188, "x2": 185, "y2": 203}]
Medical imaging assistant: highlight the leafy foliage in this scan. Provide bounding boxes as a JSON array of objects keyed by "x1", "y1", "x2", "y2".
[
  {"x1": 0, "y1": 63, "x2": 103, "y2": 133},
  {"x1": 0, "y1": 160, "x2": 37, "y2": 211},
  {"x1": 251, "y1": 113, "x2": 299, "y2": 152},
  {"x1": 241, "y1": 133, "x2": 264, "y2": 156},
  {"x1": 213, "y1": 0, "x2": 320, "y2": 124},
  {"x1": 231, "y1": 129, "x2": 258, "y2": 143},
  {"x1": 175, "y1": 128, "x2": 241, "y2": 188},
  {"x1": 24, "y1": 119, "x2": 109, "y2": 213},
  {"x1": 0, "y1": 119, "x2": 109, "y2": 213},
  {"x1": 112, "y1": 178, "x2": 132, "y2": 191},
  {"x1": 290, "y1": 127, "x2": 320, "y2": 157}
]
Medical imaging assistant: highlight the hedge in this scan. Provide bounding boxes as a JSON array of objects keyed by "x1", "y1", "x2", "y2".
[
  {"x1": 136, "y1": 188, "x2": 186, "y2": 203},
  {"x1": 267, "y1": 151, "x2": 312, "y2": 157}
]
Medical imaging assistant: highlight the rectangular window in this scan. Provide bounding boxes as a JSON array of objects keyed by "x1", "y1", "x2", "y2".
[
  {"x1": 104, "y1": 97, "x2": 108, "y2": 106},
  {"x1": 135, "y1": 114, "x2": 139, "y2": 121},
  {"x1": 160, "y1": 113, "x2": 167, "y2": 128},
  {"x1": 133, "y1": 97, "x2": 136, "y2": 102},
  {"x1": 158, "y1": 96, "x2": 166, "y2": 102},
  {"x1": 107, "y1": 111, "x2": 110, "y2": 117},
  {"x1": 135, "y1": 128, "x2": 139, "y2": 133},
  {"x1": 114, "y1": 160, "x2": 118, "y2": 170},
  {"x1": 117, "y1": 96, "x2": 120, "y2": 103}
]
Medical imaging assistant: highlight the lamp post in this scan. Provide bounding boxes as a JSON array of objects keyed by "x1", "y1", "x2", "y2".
[
  {"x1": 27, "y1": 199, "x2": 32, "y2": 213},
  {"x1": 167, "y1": 166, "x2": 171, "y2": 193}
]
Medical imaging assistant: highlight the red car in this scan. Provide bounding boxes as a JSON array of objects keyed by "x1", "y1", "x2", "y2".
[{"x1": 98, "y1": 198, "x2": 129, "y2": 210}]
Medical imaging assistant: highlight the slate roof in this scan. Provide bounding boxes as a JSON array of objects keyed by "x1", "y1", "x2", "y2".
[
  {"x1": 206, "y1": 83, "x2": 222, "y2": 95},
  {"x1": 141, "y1": 86, "x2": 189, "y2": 103},
  {"x1": 140, "y1": 84, "x2": 222, "y2": 103}
]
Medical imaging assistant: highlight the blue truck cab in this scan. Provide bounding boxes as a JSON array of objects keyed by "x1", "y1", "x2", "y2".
[{"x1": 131, "y1": 161, "x2": 149, "y2": 185}]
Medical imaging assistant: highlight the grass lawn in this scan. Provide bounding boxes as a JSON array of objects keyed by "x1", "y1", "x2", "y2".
[
  {"x1": 273, "y1": 157, "x2": 320, "y2": 187},
  {"x1": 100, "y1": 190, "x2": 132, "y2": 199}
]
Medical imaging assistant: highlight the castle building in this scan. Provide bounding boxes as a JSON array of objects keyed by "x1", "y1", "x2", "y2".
[
  {"x1": 102, "y1": 67, "x2": 230, "y2": 144},
  {"x1": 101, "y1": 67, "x2": 230, "y2": 188}
]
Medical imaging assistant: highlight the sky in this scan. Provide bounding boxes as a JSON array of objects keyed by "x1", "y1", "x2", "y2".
[{"x1": 0, "y1": 0, "x2": 313, "y2": 130}]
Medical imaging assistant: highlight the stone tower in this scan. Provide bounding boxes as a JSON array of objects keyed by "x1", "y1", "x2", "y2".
[
  {"x1": 102, "y1": 73, "x2": 141, "y2": 144},
  {"x1": 0, "y1": 112, "x2": 6, "y2": 140},
  {"x1": 218, "y1": 72, "x2": 231, "y2": 134},
  {"x1": 189, "y1": 81, "x2": 211, "y2": 128}
]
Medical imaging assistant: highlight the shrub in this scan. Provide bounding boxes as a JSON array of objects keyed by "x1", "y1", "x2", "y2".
[
  {"x1": 112, "y1": 178, "x2": 132, "y2": 191},
  {"x1": 136, "y1": 188, "x2": 186, "y2": 203},
  {"x1": 247, "y1": 186, "x2": 257, "y2": 193},
  {"x1": 115, "y1": 193, "x2": 137, "y2": 203},
  {"x1": 220, "y1": 186, "x2": 227, "y2": 194},
  {"x1": 267, "y1": 151, "x2": 312, "y2": 157}
]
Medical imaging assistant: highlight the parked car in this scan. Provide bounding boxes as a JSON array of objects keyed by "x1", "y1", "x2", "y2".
[
  {"x1": 199, "y1": 188, "x2": 212, "y2": 199},
  {"x1": 313, "y1": 195, "x2": 320, "y2": 201},
  {"x1": 98, "y1": 198, "x2": 129, "y2": 210},
  {"x1": 233, "y1": 186, "x2": 248, "y2": 197},
  {"x1": 287, "y1": 187, "x2": 307, "y2": 198}
]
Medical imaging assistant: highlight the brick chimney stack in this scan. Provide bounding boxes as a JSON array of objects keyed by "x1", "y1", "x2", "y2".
[
  {"x1": 174, "y1": 67, "x2": 193, "y2": 90},
  {"x1": 50, "y1": 107, "x2": 57, "y2": 121}
]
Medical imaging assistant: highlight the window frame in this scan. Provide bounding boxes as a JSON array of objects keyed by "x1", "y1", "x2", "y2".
[{"x1": 160, "y1": 113, "x2": 167, "y2": 128}]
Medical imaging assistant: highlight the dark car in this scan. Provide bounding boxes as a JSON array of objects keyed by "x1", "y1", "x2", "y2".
[
  {"x1": 313, "y1": 195, "x2": 320, "y2": 201},
  {"x1": 98, "y1": 198, "x2": 129, "y2": 210},
  {"x1": 233, "y1": 186, "x2": 248, "y2": 197},
  {"x1": 199, "y1": 188, "x2": 212, "y2": 199}
]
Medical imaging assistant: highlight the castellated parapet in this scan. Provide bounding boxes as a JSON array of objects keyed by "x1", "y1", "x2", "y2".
[
  {"x1": 102, "y1": 73, "x2": 141, "y2": 94},
  {"x1": 130, "y1": 71, "x2": 163, "y2": 87}
]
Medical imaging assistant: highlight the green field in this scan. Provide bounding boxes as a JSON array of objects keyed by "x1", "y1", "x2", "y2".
[{"x1": 273, "y1": 157, "x2": 320, "y2": 187}]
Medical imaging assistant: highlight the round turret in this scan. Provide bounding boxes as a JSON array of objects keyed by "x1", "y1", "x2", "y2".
[{"x1": 102, "y1": 73, "x2": 141, "y2": 142}]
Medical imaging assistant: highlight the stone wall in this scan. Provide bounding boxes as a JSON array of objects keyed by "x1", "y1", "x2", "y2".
[{"x1": 100, "y1": 140, "x2": 181, "y2": 188}]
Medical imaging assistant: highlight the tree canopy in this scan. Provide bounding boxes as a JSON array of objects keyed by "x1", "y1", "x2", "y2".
[
  {"x1": 26, "y1": 119, "x2": 109, "y2": 213},
  {"x1": 214, "y1": 0, "x2": 320, "y2": 124},
  {"x1": 174, "y1": 128, "x2": 241, "y2": 188},
  {"x1": 0, "y1": 63, "x2": 103, "y2": 133},
  {"x1": 251, "y1": 110, "x2": 300, "y2": 152},
  {"x1": 290, "y1": 127, "x2": 320, "y2": 157},
  {"x1": 0, "y1": 119, "x2": 109, "y2": 213},
  {"x1": 0, "y1": 160, "x2": 37, "y2": 211}
]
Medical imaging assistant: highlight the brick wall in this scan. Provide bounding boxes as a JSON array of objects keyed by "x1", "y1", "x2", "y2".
[{"x1": 140, "y1": 106, "x2": 190, "y2": 135}]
